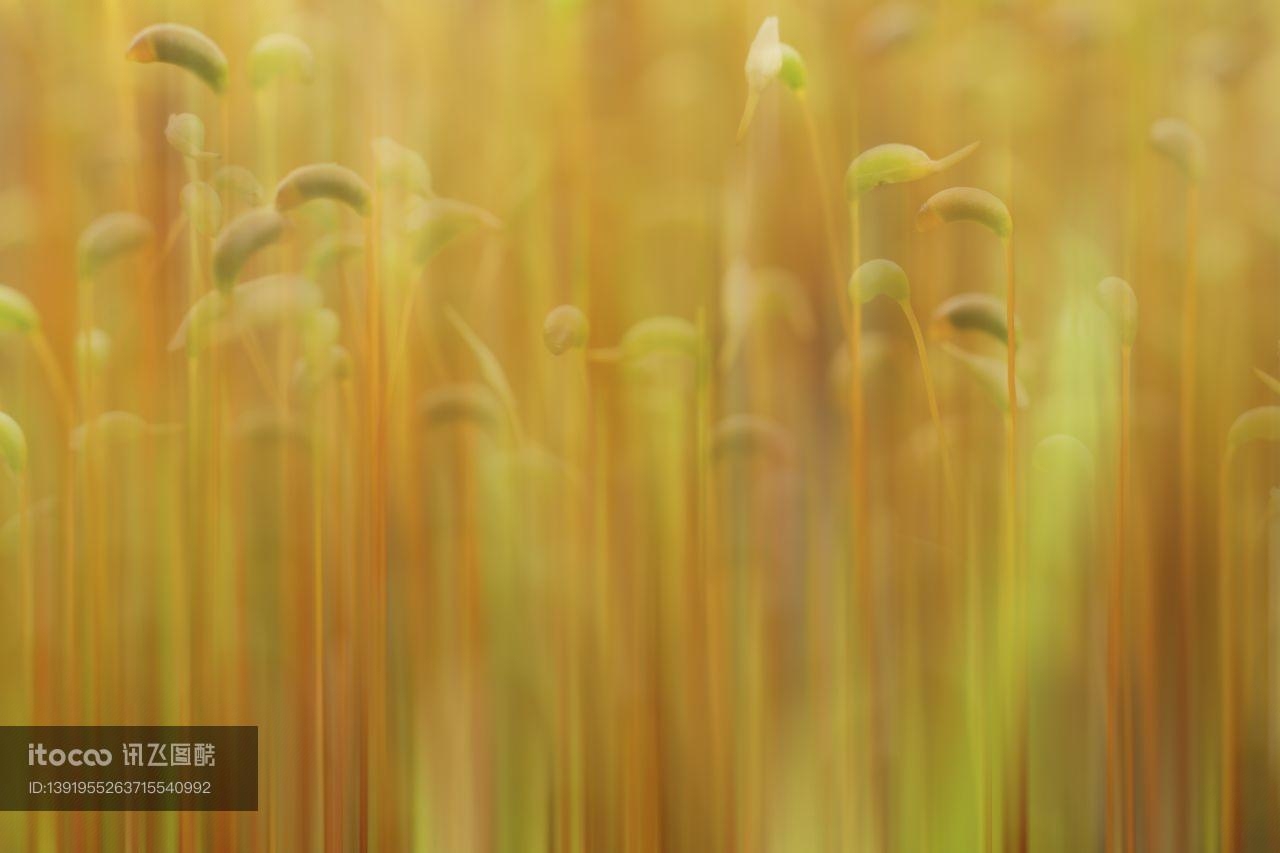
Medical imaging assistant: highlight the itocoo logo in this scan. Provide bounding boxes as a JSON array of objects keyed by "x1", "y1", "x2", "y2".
[{"x1": 27, "y1": 743, "x2": 112, "y2": 767}]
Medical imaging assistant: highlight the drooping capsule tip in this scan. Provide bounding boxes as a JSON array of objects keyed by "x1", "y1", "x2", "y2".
[
  {"x1": 914, "y1": 204, "x2": 943, "y2": 232},
  {"x1": 124, "y1": 38, "x2": 156, "y2": 62}
]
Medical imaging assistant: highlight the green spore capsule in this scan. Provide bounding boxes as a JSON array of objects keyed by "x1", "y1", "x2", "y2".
[
  {"x1": 931, "y1": 293, "x2": 1017, "y2": 348},
  {"x1": 845, "y1": 141, "x2": 979, "y2": 198},
  {"x1": 916, "y1": 187, "x2": 1012, "y2": 239},
  {"x1": 77, "y1": 212, "x2": 153, "y2": 278},
  {"x1": 1095, "y1": 276, "x2": 1138, "y2": 346},
  {"x1": 275, "y1": 163, "x2": 372, "y2": 216},
  {"x1": 1149, "y1": 118, "x2": 1204, "y2": 181},
  {"x1": 616, "y1": 316, "x2": 700, "y2": 362},
  {"x1": 126, "y1": 23, "x2": 229, "y2": 94},
  {"x1": 542, "y1": 305, "x2": 589, "y2": 355},
  {"x1": 249, "y1": 33, "x2": 315, "y2": 89},
  {"x1": 211, "y1": 207, "x2": 287, "y2": 292},
  {"x1": 1227, "y1": 406, "x2": 1280, "y2": 455},
  {"x1": 0, "y1": 284, "x2": 39, "y2": 334},
  {"x1": 165, "y1": 113, "x2": 217, "y2": 160},
  {"x1": 850, "y1": 258, "x2": 910, "y2": 305}
]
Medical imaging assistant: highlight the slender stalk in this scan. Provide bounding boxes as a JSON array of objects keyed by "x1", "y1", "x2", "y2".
[
  {"x1": 1002, "y1": 234, "x2": 1024, "y2": 852},
  {"x1": 847, "y1": 196, "x2": 877, "y2": 850},
  {"x1": 1180, "y1": 186, "x2": 1199, "y2": 569},
  {"x1": 901, "y1": 302, "x2": 957, "y2": 510},
  {"x1": 798, "y1": 98, "x2": 844, "y2": 305},
  {"x1": 1106, "y1": 344, "x2": 1132, "y2": 852},
  {"x1": 18, "y1": 470, "x2": 34, "y2": 712},
  {"x1": 1218, "y1": 453, "x2": 1237, "y2": 853},
  {"x1": 29, "y1": 332, "x2": 75, "y2": 431},
  {"x1": 362, "y1": 183, "x2": 389, "y2": 847},
  {"x1": 1178, "y1": 185, "x2": 1200, "y2": 850},
  {"x1": 1003, "y1": 237, "x2": 1019, "y2": 569},
  {"x1": 799, "y1": 92, "x2": 873, "y2": 849},
  {"x1": 312, "y1": 408, "x2": 328, "y2": 844}
]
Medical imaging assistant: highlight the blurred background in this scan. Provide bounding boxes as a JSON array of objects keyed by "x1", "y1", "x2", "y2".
[{"x1": 0, "y1": 0, "x2": 1278, "y2": 849}]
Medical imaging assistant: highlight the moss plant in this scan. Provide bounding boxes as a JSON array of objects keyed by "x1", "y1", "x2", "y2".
[
  {"x1": 1219, "y1": 405, "x2": 1280, "y2": 850},
  {"x1": 1150, "y1": 125, "x2": 1204, "y2": 796},
  {"x1": 1096, "y1": 274, "x2": 1137, "y2": 851},
  {"x1": 849, "y1": 259, "x2": 956, "y2": 507}
]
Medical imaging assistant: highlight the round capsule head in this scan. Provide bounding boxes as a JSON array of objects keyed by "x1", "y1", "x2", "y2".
[
  {"x1": 778, "y1": 45, "x2": 807, "y2": 93},
  {"x1": 542, "y1": 305, "x2": 589, "y2": 355},
  {"x1": 0, "y1": 284, "x2": 39, "y2": 334},
  {"x1": 916, "y1": 187, "x2": 1012, "y2": 238},
  {"x1": 1095, "y1": 276, "x2": 1138, "y2": 346},
  {"x1": 850, "y1": 259, "x2": 910, "y2": 305},
  {"x1": 248, "y1": 33, "x2": 315, "y2": 89},
  {"x1": 1149, "y1": 118, "x2": 1204, "y2": 181},
  {"x1": 1032, "y1": 433, "x2": 1094, "y2": 481},
  {"x1": 620, "y1": 316, "x2": 700, "y2": 362},
  {"x1": 165, "y1": 113, "x2": 216, "y2": 160},
  {"x1": 1227, "y1": 406, "x2": 1280, "y2": 456},
  {"x1": 76, "y1": 328, "x2": 113, "y2": 371},
  {"x1": 77, "y1": 212, "x2": 153, "y2": 277}
]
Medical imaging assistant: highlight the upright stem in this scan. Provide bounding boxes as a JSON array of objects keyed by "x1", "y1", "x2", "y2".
[
  {"x1": 1004, "y1": 237, "x2": 1018, "y2": 567},
  {"x1": 29, "y1": 332, "x2": 75, "y2": 432},
  {"x1": 1218, "y1": 454, "x2": 1237, "y2": 853},
  {"x1": 847, "y1": 196, "x2": 876, "y2": 849},
  {"x1": 1178, "y1": 185, "x2": 1200, "y2": 844},
  {"x1": 1002, "y1": 234, "x2": 1025, "y2": 849},
  {"x1": 312, "y1": 409, "x2": 328, "y2": 844},
  {"x1": 849, "y1": 201, "x2": 866, "y2": 557},
  {"x1": 363, "y1": 189, "x2": 388, "y2": 846},
  {"x1": 19, "y1": 472, "x2": 34, "y2": 713},
  {"x1": 799, "y1": 98, "x2": 844, "y2": 302},
  {"x1": 901, "y1": 302, "x2": 957, "y2": 511},
  {"x1": 1180, "y1": 186, "x2": 1199, "y2": 567},
  {"x1": 1107, "y1": 344, "x2": 1132, "y2": 853}
]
